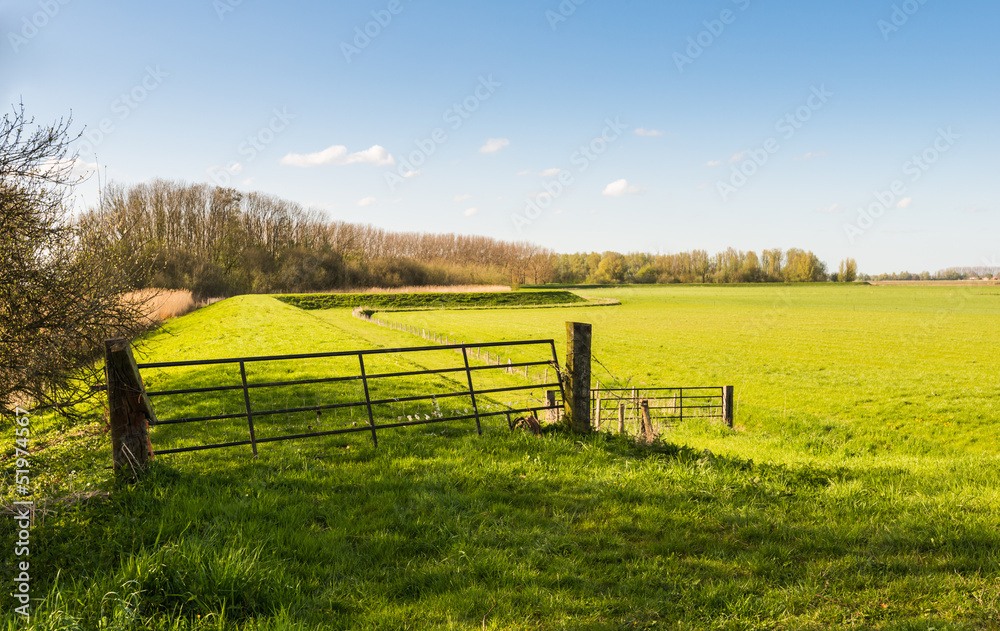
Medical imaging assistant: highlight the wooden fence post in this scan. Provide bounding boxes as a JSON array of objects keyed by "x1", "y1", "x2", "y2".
[
  {"x1": 563, "y1": 322, "x2": 592, "y2": 433},
  {"x1": 640, "y1": 399, "x2": 655, "y2": 443},
  {"x1": 544, "y1": 390, "x2": 558, "y2": 424},
  {"x1": 105, "y1": 338, "x2": 156, "y2": 474},
  {"x1": 594, "y1": 389, "x2": 602, "y2": 431},
  {"x1": 618, "y1": 402, "x2": 626, "y2": 434},
  {"x1": 723, "y1": 385, "x2": 734, "y2": 428}
]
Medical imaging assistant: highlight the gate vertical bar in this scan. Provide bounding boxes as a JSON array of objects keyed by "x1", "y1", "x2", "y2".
[
  {"x1": 548, "y1": 339, "x2": 569, "y2": 421},
  {"x1": 679, "y1": 387, "x2": 684, "y2": 423},
  {"x1": 357, "y1": 353, "x2": 378, "y2": 447},
  {"x1": 239, "y1": 361, "x2": 258, "y2": 457},
  {"x1": 461, "y1": 346, "x2": 482, "y2": 435}
]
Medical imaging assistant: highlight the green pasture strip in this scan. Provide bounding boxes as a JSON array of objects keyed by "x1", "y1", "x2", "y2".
[{"x1": 274, "y1": 290, "x2": 585, "y2": 311}]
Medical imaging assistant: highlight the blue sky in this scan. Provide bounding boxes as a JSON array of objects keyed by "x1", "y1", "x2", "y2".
[{"x1": 3, "y1": 0, "x2": 997, "y2": 273}]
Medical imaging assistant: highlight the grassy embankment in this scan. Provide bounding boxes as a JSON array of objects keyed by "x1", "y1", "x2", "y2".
[
  {"x1": 274, "y1": 289, "x2": 587, "y2": 311},
  {"x1": 2, "y1": 285, "x2": 999, "y2": 630}
]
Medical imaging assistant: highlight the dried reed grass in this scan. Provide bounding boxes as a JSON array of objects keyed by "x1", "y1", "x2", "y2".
[{"x1": 122, "y1": 289, "x2": 223, "y2": 325}]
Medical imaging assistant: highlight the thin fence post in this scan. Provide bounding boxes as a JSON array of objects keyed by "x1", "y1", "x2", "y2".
[
  {"x1": 618, "y1": 401, "x2": 626, "y2": 434},
  {"x1": 358, "y1": 354, "x2": 378, "y2": 448},
  {"x1": 632, "y1": 387, "x2": 637, "y2": 416},
  {"x1": 679, "y1": 387, "x2": 684, "y2": 423},
  {"x1": 105, "y1": 338, "x2": 155, "y2": 473},
  {"x1": 461, "y1": 347, "x2": 482, "y2": 435},
  {"x1": 239, "y1": 361, "x2": 258, "y2": 457},
  {"x1": 594, "y1": 389, "x2": 602, "y2": 431}
]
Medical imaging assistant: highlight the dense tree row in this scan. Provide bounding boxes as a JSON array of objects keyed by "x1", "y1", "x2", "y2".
[
  {"x1": 79, "y1": 180, "x2": 551, "y2": 297},
  {"x1": 543, "y1": 249, "x2": 851, "y2": 284}
]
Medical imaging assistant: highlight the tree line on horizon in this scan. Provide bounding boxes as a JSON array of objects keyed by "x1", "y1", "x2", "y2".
[{"x1": 77, "y1": 180, "x2": 870, "y2": 296}]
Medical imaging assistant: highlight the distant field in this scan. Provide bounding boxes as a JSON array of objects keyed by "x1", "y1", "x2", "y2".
[
  {"x1": 378, "y1": 284, "x2": 1000, "y2": 458},
  {"x1": 3, "y1": 285, "x2": 999, "y2": 630}
]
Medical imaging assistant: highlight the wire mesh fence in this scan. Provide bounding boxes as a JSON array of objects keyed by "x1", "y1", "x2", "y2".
[{"x1": 545, "y1": 386, "x2": 730, "y2": 436}]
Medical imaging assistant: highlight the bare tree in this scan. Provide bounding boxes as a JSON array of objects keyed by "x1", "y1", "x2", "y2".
[{"x1": 0, "y1": 104, "x2": 150, "y2": 417}]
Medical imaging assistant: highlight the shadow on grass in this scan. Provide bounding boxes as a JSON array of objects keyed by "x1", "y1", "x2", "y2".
[{"x1": 3, "y1": 426, "x2": 998, "y2": 629}]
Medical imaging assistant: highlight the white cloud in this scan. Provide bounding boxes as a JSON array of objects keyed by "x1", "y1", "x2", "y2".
[
  {"x1": 553, "y1": 209, "x2": 567, "y2": 215},
  {"x1": 357, "y1": 197, "x2": 377, "y2": 207},
  {"x1": 516, "y1": 170, "x2": 530, "y2": 176},
  {"x1": 705, "y1": 160, "x2": 722, "y2": 167},
  {"x1": 816, "y1": 203, "x2": 840, "y2": 213},
  {"x1": 454, "y1": 194, "x2": 472, "y2": 202},
  {"x1": 402, "y1": 169, "x2": 421, "y2": 179},
  {"x1": 540, "y1": 168, "x2": 562, "y2": 177},
  {"x1": 794, "y1": 151, "x2": 827, "y2": 162},
  {"x1": 281, "y1": 144, "x2": 394, "y2": 167},
  {"x1": 602, "y1": 179, "x2": 641, "y2": 197},
  {"x1": 696, "y1": 183, "x2": 709, "y2": 190},
  {"x1": 897, "y1": 197, "x2": 913, "y2": 209},
  {"x1": 729, "y1": 152, "x2": 746, "y2": 164},
  {"x1": 634, "y1": 128, "x2": 663, "y2": 137},
  {"x1": 464, "y1": 207, "x2": 478, "y2": 217},
  {"x1": 43, "y1": 157, "x2": 99, "y2": 180},
  {"x1": 69, "y1": 158, "x2": 99, "y2": 179},
  {"x1": 479, "y1": 138, "x2": 510, "y2": 154}
]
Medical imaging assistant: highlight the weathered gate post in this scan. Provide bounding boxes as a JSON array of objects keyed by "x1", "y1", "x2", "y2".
[
  {"x1": 105, "y1": 338, "x2": 156, "y2": 474},
  {"x1": 563, "y1": 322, "x2": 592, "y2": 433},
  {"x1": 723, "y1": 385, "x2": 734, "y2": 428}
]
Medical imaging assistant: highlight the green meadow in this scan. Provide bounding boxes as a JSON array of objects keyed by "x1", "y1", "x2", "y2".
[{"x1": 2, "y1": 285, "x2": 999, "y2": 630}]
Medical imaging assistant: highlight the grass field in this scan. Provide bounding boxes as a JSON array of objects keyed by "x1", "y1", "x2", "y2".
[{"x1": 2, "y1": 285, "x2": 999, "y2": 630}]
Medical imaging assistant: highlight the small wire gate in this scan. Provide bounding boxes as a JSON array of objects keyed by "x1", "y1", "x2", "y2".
[
  {"x1": 595, "y1": 387, "x2": 725, "y2": 426},
  {"x1": 138, "y1": 340, "x2": 566, "y2": 456},
  {"x1": 546, "y1": 386, "x2": 730, "y2": 431}
]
